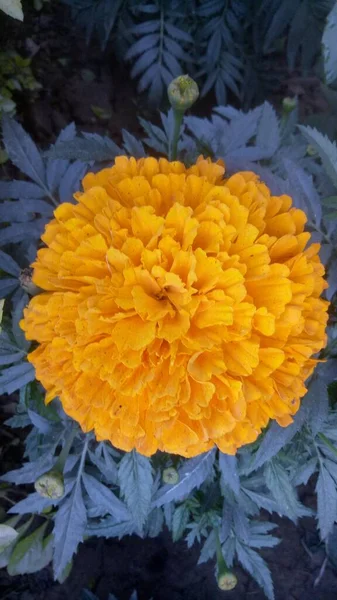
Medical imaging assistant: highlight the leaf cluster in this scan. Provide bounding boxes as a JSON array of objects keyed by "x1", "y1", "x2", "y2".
[
  {"x1": 60, "y1": 0, "x2": 334, "y2": 106},
  {"x1": 0, "y1": 52, "x2": 41, "y2": 118},
  {"x1": 1, "y1": 97, "x2": 337, "y2": 599}
]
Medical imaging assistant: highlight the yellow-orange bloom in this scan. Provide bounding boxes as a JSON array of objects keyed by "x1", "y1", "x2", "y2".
[{"x1": 21, "y1": 157, "x2": 329, "y2": 457}]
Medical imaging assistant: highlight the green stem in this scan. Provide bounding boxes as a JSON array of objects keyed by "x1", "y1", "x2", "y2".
[
  {"x1": 54, "y1": 424, "x2": 78, "y2": 472},
  {"x1": 318, "y1": 432, "x2": 337, "y2": 459},
  {"x1": 170, "y1": 109, "x2": 184, "y2": 161},
  {"x1": 215, "y1": 528, "x2": 228, "y2": 575}
]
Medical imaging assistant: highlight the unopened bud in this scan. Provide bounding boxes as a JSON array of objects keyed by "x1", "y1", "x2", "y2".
[
  {"x1": 19, "y1": 268, "x2": 41, "y2": 296},
  {"x1": 282, "y1": 97, "x2": 297, "y2": 114},
  {"x1": 35, "y1": 469, "x2": 65, "y2": 499},
  {"x1": 306, "y1": 144, "x2": 317, "y2": 157},
  {"x1": 218, "y1": 572, "x2": 237, "y2": 591},
  {"x1": 168, "y1": 75, "x2": 199, "y2": 112},
  {"x1": 162, "y1": 467, "x2": 179, "y2": 485}
]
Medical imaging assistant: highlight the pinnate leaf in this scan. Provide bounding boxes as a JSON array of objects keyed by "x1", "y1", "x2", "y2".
[
  {"x1": 118, "y1": 450, "x2": 153, "y2": 530},
  {"x1": 152, "y1": 449, "x2": 215, "y2": 507}
]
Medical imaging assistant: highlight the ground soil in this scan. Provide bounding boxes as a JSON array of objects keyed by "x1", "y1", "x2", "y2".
[
  {"x1": 1, "y1": 4, "x2": 337, "y2": 600},
  {"x1": 2, "y1": 508, "x2": 337, "y2": 600}
]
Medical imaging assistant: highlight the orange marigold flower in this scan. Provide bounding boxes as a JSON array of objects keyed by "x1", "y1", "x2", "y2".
[{"x1": 21, "y1": 156, "x2": 329, "y2": 457}]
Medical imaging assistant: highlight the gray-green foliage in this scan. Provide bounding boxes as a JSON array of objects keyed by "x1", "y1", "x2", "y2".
[
  {"x1": 323, "y1": 1, "x2": 337, "y2": 86},
  {"x1": 1, "y1": 99, "x2": 337, "y2": 600},
  {"x1": 61, "y1": 0, "x2": 335, "y2": 106}
]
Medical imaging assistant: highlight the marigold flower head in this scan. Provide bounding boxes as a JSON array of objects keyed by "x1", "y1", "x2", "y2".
[{"x1": 21, "y1": 156, "x2": 329, "y2": 457}]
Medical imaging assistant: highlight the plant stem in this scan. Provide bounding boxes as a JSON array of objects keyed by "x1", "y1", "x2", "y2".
[
  {"x1": 55, "y1": 424, "x2": 78, "y2": 472},
  {"x1": 318, "y1": 432, "x2": 337, "y2": 458},
  {"x1": 170, "y1": 109, "x2": 184, "y2": 161},
  {"x1": 215, "y1": 528, "x2": 228, "y2": 574}
]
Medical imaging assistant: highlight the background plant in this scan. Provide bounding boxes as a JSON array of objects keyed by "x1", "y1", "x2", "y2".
[
  {"x1": 0, "y1": 52, "x2": 41, "y2": 119},
  {"x1": 60, "y1": 0, "x2": 337, "y2": 106}
]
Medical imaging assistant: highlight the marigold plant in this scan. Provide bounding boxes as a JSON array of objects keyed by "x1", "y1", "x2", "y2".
[{"x1": 21, "y1": 156, "x2": 329, "y2": 458}]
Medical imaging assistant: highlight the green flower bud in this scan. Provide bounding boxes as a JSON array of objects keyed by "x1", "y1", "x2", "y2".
[
  {"x1": 19, "y1": 268, "x2": 41, "y2": 296},
  {"x1": 35, "y1": 470, "x2": 65, "y2": 499},
  {"x1": 282, "y1": 97, "x2": 297, "y2": 114},
  {"x1": 162, "y1": 467, "x2": 179, "y2": 485},
  {"x1": 168, "y1": 75, "x2": 199, "y2": 112},
  {"x1": 306, "y1": 144, "x2": 317, "y2": 157},
  {"x1": 217, "y1": 572, "x2": 238, "y2": 591}
]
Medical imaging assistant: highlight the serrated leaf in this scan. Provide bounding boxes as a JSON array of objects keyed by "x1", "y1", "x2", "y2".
[
  {"x1": 298, "y1": 125, "x2": 337, "y2": 188},
  {"x1": 139, "y1": 117, "x2": 168, "y2": 154},
  {"x1": 256, "y1": 102, "x2": 280, "y2": 157},
  {"x1": 291, "y1": 457, "x2": 318, "y2": 486},
  {"x1": 172, "y1": 504, "x2": 189, "y2": 542},
  {"x1": 27, "y1": 409, "x2": 52, "y2": 433},
  {"x1": 82, "y1": 472, "x2": 130, "y2": 521},
  {"x1": 219, "y1": 453, "x2": 240, "y2": 496},
  {"x1": 118, "y1": 450, "x2": 153, "y2": 530},
  {"x1": 2, "y1": 118, "x2": 45, "y2": 186},
  {"x1": 0, "y1": 279, "x2": 19, "y2": 298},
  {"x1": 323, "y1": 2, "x2": 337, "y2": 85},
  {"x1": 236, "y1": 542, "x2": 274, "y2": 600},
  {"x1": 241, "y1": 488, "x2": 280, "y2": 515},
  {"x1": 88, "y1": 446, "x2": 118, "y2": 484},
  {"x1": 152, "y1": 449, "x2": 216, "y2": 508},
  {"x1": 0, "y1": 454, "x2": 54, "y2": 484},
  {"x1": 0, "y1": 361, "x2": 35, "y2": 395},
  {"x1": 12, "y1": 292, "x2": 29, "y2": 351},
  {"x1": 231, "y1": 503, "x2": 250, "y2": 543},
  {"x1": 5, "y1": 414, "x2": 31, "y2": 428},
  {"x1": 0, "y1": 525, "x2": 18, "y2": 552},
  {"x1": 47, "y1": 134, "x2": 121, "y2": 163},
  {"x1": 304, "y1": 376, "x2": 329, "y2": 435},
  {"x1": 198, "y1": 529, "x2": 217, "y2": 564},
  {"x1": 0, "y1": 0, "x2": 23, "y2": 20},
  {"x1": 265, "y1": 461, "x2": 310, "y2": 522},
  {"x1": 0, "y1": 180, "x2": 45, "y2": 199},
  {"x1": 53, "y1": 478, "x2": 87, "y2": 580},
  {"x1": 245, "y1": 406, "x2": 306, "y2": 474},
  {"x1": 58, "y1": 160, "x2": 87, "y2": 204},
  {"x1": 221, "y1": 535, "x2": 236, "y2": 567},
  {"x1": 0, "y1": 518, "x2": 30, "y2": 569},
  {"x1": 0, "y1": 221, "x2": 46, "y2": 246},
  {"x1": 0, "y1": 251, "x2": 20, "y2": 277},
  {"x1": 283, "y1": 159, "x2": 322, "y2": 226},
  {"x1": 263, "y1": 0, "x2": 297, "y2": 52},
  {"x1": 147, "y1": 507, "x2": 164, "y2": 538},
  {"x1": 316, "y1": 464, "x2": 337, "y2": 540},
  {"x1": 8, "y1": 523, "x2": 52, "y2": 575},
  {"x1": 327, "y1": 524, "x2": 337, "y2": 569},
  {"x1": 8, "y1": 492, "x2": 56, "y2": 515},
  {"x1": 126, "y1": 34, "x2": 159, "y2": 60},
  {"x1": 46, "y1": 123, "x2": 76, "y2": 193},
  {"x1": 122, "y1": 129, "x2": 146, "y2": 158},
  {"x1": 86, "y1": 516, "x2": 135, "y2": 538}
]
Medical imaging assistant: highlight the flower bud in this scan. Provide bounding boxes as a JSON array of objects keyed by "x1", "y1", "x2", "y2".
[
  {"x1": 282, "y1": 97, "x2": 297, "y2": 114},
  {"x1": 35, "y1": 469, "x2": 65, "y2": 499},
  {"x1": 162, "y1": 467, "x2": 179, "y2": 484},
  {"x1": 217, "y1": 572, "x2": 238, "y2": 591},
  {"x1": 19, "y1": 268, "x2": 41, "y2": 296},
  {"x1": 306, "y1": 144, "x2": 317, "y2": 157},
  {"x1": 168, "y1": 75, "x2": 199, "y2": 112}
]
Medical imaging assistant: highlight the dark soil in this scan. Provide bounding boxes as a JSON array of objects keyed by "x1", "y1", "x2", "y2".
[
  {"x1": 1, "y1": 4, "x2": 337, "y2": 600},
  {"x1": 2, "y1": 510, "x2": 337, "y2": 600}
]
